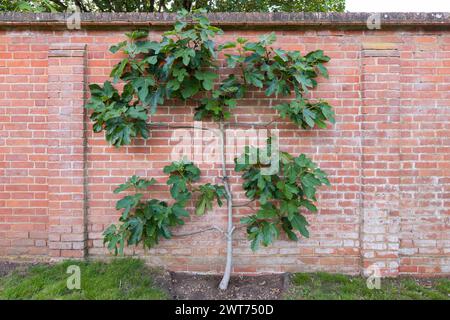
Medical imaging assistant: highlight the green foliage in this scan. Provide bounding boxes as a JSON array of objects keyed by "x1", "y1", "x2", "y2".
[
  {"x1": 85, "y1": 81, "x2": 150, "y2": 147},
  {"x1": 164, "y1": 158, "x2": 201, "y2": 201},
  {"x1": 194, "y1": 74, "x2": 242, "y2": 121},
  {"x1": 114, "y1": 175, "x2": 157, "y2": 193},
  {"x1": 86, "y1": 9, "x2": 222, "y2": 147},
  {"x1": 236, "y1": 143, "x2": 330, "y2": 251},
  {"x1": 205, "y1": 0, "x2": 346, "y2": 13},
  {"x1": 194, "y1": 183, "x2": 226, "y2": 216},
  {"x1": 86, "y1": 12, "x2": 335, "y2": 146},
  {"x1": 1, "y1": 0, "x2": 345, "y2": 13},
  {"x1": 275, "y1": 100, "x2": 335, "y2": 129},
  {"x1": 86, "y1": 12, "x2": 334, "y2": 146},
  {"x1": 0, "y1": 0, "x2": 60, "y2": 12},
  {"x1": 87, "y1": 10, "x2": 335, "y2": 254},
  {"x1": 195, "y1": 33, "x2": 335, "y2": 125},
  {"x1": 0, "y1": 259, "x2": 167, "y2": 300},
  {"x1": 103, "y1": 161, "x2": 225, "y2": 255}
]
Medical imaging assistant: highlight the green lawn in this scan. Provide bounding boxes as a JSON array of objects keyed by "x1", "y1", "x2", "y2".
[
  {"x1": 286, "y1": 272, "x2": 450, "y2": 300},
  {"x1": 0, "y1": 258, "x2": 168, "y2": 300}
]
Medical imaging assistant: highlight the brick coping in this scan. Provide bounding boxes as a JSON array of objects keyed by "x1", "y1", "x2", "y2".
[{"x1": 0, "y1": 12, "x2": 449, "y2": 29}]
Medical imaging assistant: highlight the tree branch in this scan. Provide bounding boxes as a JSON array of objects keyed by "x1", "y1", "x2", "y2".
[
  {"x1": 232, "y1": 199, "x2": 255, "y2": 208},
  {"x1": 172, "y1": 225, "x2": 224, "y2": 237},
  {"x1": 148, "y1": 122, "x2": 215, "y2": 131},
  {"x1": 231, "y1": 224, "x2": 247, "y2": 234},
  {"x1": 225, "y1": 120, "x2": 276, "y2": 128}
]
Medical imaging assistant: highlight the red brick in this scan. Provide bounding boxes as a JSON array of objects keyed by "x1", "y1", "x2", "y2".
[{"x1": 0, "y1": 26, "x2": 448, "y2": 277}]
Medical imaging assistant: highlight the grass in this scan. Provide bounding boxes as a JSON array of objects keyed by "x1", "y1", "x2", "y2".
[
  {"x1": 286, "y1": 272, "x2": 450, "y2": 300},
  {"x1": 0, "y1": 258, "x2": 168, "y2": 300}
]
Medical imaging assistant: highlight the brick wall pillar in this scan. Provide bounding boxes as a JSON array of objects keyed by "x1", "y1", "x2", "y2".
[
  {"x1": 360, "y1": 44, "x2": 401, "y2": 276},
  {"x1": 47, "y1": 44, "x2": 87, "y2": 259}
]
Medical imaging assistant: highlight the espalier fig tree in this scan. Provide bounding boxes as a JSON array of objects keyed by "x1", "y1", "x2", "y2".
[{"x1": 86, "y1": 9, "x2": 335, "y2": 290}]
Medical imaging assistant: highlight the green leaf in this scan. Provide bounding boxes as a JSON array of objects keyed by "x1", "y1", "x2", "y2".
[
  {"x1": 294, "y1": 154, "x2": 309, "y2": 167},
  {"x1": 218, "y1": 42, "x2": 236, "y2": 50},
  {"x1": 245, "y1": 72, "x2": 264, "y2": 88},
  {"x1": 225, "y1": 54, "x2": 242, "y2": 68},
  {"x1": 110, "y1": 41, "x2": 127, "y2": 54},
  {"x1": 317, "y1": 63, "x2": 329, "y2": 78},
  {"x1": 174, "y1": 21, "x2": 187, "y2": 32},
  {"x1": 290, "y1": 213, "x2": 310, "y2": 238},
  {"x1": 114, "y1": 183, "x2": 131, "y2": 194},
  {"x1": 128, "y1": 217, "x2": 144, "y2": 245},
  {"x1": 300, "y1": 199, "x2": 318, "y2": 212},
  {"x1": 132, "y1": 76, "x2": 156, "y2": 103},
  {"x1": 126, "y1": 106, "x2": 148, "y2": 121},
  {"x1": 172, "y1": 204, "x2": 189, "y2": 218},
  {"x1": 125, "y1": 30, "x2": 149, "y2": 40},
  {"x1": 241, "y1": 215, "x2": 256, "y2": 225},
  {"x1": 302, "y1": 173, "x2": 321, "y2": 187},
  {"x1": 181, "y1": 80, "x2": 200, "y2": 99},
  {"x1": 257, "y1": 175, "x2": 266, "y2": 190},
  {"x1": 116, "y1": 194, "x2": 143, "y2": 219},
  {"x1": 195, "y1": 198, "x2": 208, "y2": 216},
  {"x1": 103, "y1": 224, "x2": 117, "y2": 240},
  {"x1": 102, "y1": 81, "x2": 115, "y2": 99},
  {"x1": 280, "y1": 199, "x2": 299, "y2": 216},
  {"x1": 294, "y1": 73, "x2": 313, "y2": 92},
  {"x1": 149, "y1": 87, "x2": 163, "y2": 114},
  {"x1": 274, "y1": 49, "x2": 288, "y2": 62},
  {"x1": 173, "y1": 68, "x2": 188, "y2": 82},
  {"x1": 176, "y1": 48, "x2": 195, "y2": 66},
  {"x1": 250, "y1": 234, "x2": 262, "y2": 252},
  {"x1": 302, "y1": 108, "x2": 316, "y2": 128},
  {"x1": 282, "y1": 218, "x2": 298, "y2": 241},
  {"x1": 114, "y1": 175, "x2": 155, "y2": 194},
  {"x1": 259, "y1": 32, "x2": 276, "y2": 46},
  {"x1": 145, "y1": 55, "x2": 158, "y2": 65},
  {"x1": 265, "y1": 79, "x2": 278, "y2": 96},
  {"x1": 167, "y1": 79, "x2": 181, "y2": 91},
  {"x1": 135, "y1": 177, "x2": 156, "y2": 190},
  {"x1": 135, "y1": 41, "x2": 161, "y2": 55},
  {"x1": 256, "y1": 203, "x2": 278, "y2": 219},
  {"x1": 194, "y1": 71, "x2": 218, "y2": 91},
  {"x1": 251, "y1": 221, "x2": 279, "y2": 248},
  {"x1": 194, "y1": 183, "x2": 225, "y2": 215},
  {"x1": 319, "y1": 103, "x2": 335, "y2": 124},
  {"x1": 160, "y1": 224, "x2": 172, "y2": 239}
]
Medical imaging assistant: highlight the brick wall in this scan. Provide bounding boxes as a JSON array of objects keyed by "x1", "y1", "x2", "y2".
[{"x1": 0, "y1": 13, "x2": 449, "y2": 276}]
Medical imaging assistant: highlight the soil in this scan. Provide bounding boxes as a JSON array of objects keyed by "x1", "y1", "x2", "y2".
[{"x1": 164, "y1": 272, "x2": 289, "y2": 300}]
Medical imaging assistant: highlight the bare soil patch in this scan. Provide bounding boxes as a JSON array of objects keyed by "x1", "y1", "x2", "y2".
[{"x1": 167, "y1": 272, "x2": 289, "y2": 300}]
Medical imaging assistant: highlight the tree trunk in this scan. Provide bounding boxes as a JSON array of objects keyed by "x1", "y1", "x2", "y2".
[{"x1": 218, "y1": 121, "x2": 233, "y2": 290}]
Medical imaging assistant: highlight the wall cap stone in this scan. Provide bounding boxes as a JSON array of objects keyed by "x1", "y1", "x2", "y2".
[{"x1": 0, "y1": 12, "x2": 449, "y2": 29}]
